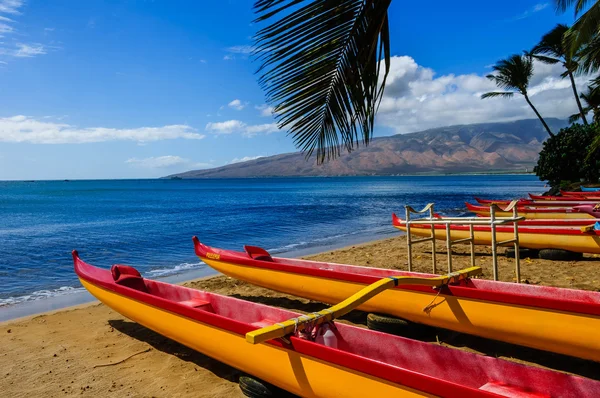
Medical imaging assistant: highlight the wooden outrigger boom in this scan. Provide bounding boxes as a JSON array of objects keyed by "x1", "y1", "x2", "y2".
[{"x1": 247, "y1": 267, "x2": 482, "y2": 344}]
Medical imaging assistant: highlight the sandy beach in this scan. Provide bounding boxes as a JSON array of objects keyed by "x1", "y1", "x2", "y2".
[{"x1": 2, "y1": 236, "x2": 600, "y2": 397}]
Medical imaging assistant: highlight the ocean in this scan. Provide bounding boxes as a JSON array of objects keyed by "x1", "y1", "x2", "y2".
[{"x1": 0, "y1": 175, "x2": 544, "y2": 311}]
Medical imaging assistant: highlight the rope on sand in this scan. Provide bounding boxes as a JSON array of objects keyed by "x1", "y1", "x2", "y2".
[{"x1": 93, "y1": 348, "x2": 152, "y2": 368}]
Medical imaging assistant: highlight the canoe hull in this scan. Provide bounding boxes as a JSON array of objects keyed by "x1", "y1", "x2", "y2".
[
  {"x1": 394, "y1": 223, "x2": 600, "y2": 254},
  {"x1": 201, "y1": 256, "x2": 600, "y2": 362},
  {"x1": 466, "y1": 203, "x2": 599, "y2": 219},
  {"x1": 79, "y1": 278, "x2": 428, "y2": 398}
]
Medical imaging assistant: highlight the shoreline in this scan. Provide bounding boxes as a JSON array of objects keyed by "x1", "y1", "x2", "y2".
[{"x1": 0, "y1": 232, "x2": 399, "y2": 322}]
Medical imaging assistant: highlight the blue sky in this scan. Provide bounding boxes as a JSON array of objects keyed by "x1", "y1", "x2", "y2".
[{"x1": 0, "y1": 0, "x2": 584, "y2": 179}]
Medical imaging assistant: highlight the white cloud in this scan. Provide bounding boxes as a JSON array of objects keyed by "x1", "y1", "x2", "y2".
[
  {"x1": 0, "y1": 2, "x2": 51, "y2": 59},
  {"x1": 13, "y1": 43, "x2": 46, "y2": 57},
  {"x1": 255, "y1": 104, "x2": 275, "y2": 117},
  {"x1": 0, "y1": 0, "x2": 23, "y2": 14},
  {"x1": 205, "y1": 120, "x2": 246, "y2": 134},
  {"x1": 228, "y1": 99, "x2": 247, "y2": 111},
  {"x1": 223, "y1": 54, "x2": 234, "y2": 61},
  {"x1": 244, "y1": 123, "x2": 278, "y2": 137},
  {"x1": 226, "y1": 45, "x2": 253, "y2": 54},
  {"x1": 205, "y1": 119, "x2": 280, "y2": 137},
  {"x1": 126, "y1": 156, "x2": 212, "y2": 169},
  {"x1": 228, "y1": 155, "x2": 264, "y2": 164},
  {"x1": 512, "y1": 3, "x2": 549, "y2": 20},
  {"x1": 376, "y1": 55, "x2": 594, "y2": 134},
  {"x1": 0, "y1": 115, "x2": 206, "y2": 144}
]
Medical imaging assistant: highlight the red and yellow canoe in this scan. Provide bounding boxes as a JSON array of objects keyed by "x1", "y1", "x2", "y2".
[
  {"x1": 529, "y1": 193, "x2": 600, "y2": 202},
  {"x1": 194, "y1": 238, "x2": 600, "y2": 362},
  {"x1": 476, "y1": 197, "x2": 600, "y2": 207},
  {"x1": 393, "y1": 213, "x2": 600, "y2": 254},
  {"x1": 560, "y1": 189, "x2": 600, "y2": 198},
  {"x1": 72, "y1": 251, "x2": 600, "y2": 397},
  {"x1": 465, "y1": 202, "x2": 600, "y2": 219}
]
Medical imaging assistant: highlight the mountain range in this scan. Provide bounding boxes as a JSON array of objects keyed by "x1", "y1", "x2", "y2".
[{"x1": 166, "y1": 118, "x2": 568, "y2": 178}]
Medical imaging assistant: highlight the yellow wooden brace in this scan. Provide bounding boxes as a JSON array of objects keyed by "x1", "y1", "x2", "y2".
[{"x1": 245, "y1": 266, "x2": 482, "y2": 344}]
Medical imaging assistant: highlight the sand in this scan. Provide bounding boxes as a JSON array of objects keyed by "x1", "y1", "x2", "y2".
[{"x1": 2, "y1": 236, "x2": 600, "y2": 397}]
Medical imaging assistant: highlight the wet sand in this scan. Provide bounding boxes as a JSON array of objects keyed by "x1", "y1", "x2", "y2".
[{"x1": 2, "y1": 236, "x2": 600, "y2": 397}]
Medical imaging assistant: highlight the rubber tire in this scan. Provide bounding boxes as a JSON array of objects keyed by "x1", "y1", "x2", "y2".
[
  {"x1": 366, "y1": 313, "x2": 435, "y2": 340},
  {"x1": 239, "y1": 376, "x2": 294, "y2": 398},
  {"x1": 505, "y1": 248, "x2": 539, "y2": 259},
  {"x1": 538, "y1": 249, "x2": 583, "y2": 261}
]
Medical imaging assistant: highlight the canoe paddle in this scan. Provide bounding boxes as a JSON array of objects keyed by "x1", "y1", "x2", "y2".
[{"x1": 245, "y1": 266, "x2": 482, "y2": 344}]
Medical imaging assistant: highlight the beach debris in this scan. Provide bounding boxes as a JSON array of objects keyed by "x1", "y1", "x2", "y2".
[{"x1": 93, "y1": 348, "x2": 152, "y2": 368}]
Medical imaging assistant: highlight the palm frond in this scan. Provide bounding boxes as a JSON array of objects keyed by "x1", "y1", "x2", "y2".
[
  {"x1": 563, "y1": 1, "x2": 600, "y2": 51},
  {"x1": 569, "y1": 112, "x2": 583, "y2": 123},
  {"x1": 556, "y1": 0, "x2": 595, "y2": 15},
  {"x1": 531, "y1": 54, "x2": 561, "y2": 64},
  {"x1": 253, "y1": 0, "x2": 392, "y2": 163},
  {"x1": 485, "y1": 54, "x2": 533, "y2": 94},
  {"x1": 530, "y1": 24, "x2": 569, "y2": 61},
  {"x1": 480, "y1": 92, "x2": 515, "y2": 99},
  {"x1": 577, "y1": 34, "x2": 600, "y2": 73}
]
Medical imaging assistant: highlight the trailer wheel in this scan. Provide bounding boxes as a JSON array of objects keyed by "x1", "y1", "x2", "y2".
[
  {"x1": 367, "y1": 313, "x2": 434, "y2": 339},
  {"x1": 538, "y1": 249, "x2": 583, "y2": 261},
  {"x1": 505, "y1": 248, "x2": 539, "y2": 259},
  {"x1": 239, "y1": 376, "x2": 295, "y2": 398}
]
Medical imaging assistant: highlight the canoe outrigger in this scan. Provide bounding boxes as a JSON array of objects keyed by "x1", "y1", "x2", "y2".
[
  {"x1": 194, "y1": 237, "x2": 600, "y2": 362},
  {"x1": 465, "y1": 202, "x2": 600, "y2": 219},
  {"x1": 393, "y1": 213, "x2": 600, "y2": 254},
  {"x1": 74, "y1": 250, "x2": 599, "y2": 397}
]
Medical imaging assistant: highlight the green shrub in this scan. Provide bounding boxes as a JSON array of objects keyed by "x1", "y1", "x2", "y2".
[{"x1": 534, "y1": 123, "x2": 600, "y2": 187}]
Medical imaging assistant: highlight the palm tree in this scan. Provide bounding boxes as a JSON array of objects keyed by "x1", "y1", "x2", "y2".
[
  {"x1": 556, "y1": 1, "x2": 600, "y2": 50},
  {"x1": 530, "y1": 24, "x2": 588, "y2": 124},
  {"x1": 481, "y1": 54, "x2": 554, "y2": 137},
  {"x1": 570, "y1": 86, "x2": 600, "y2": 122},
  {"x1": 253, "y1": 0, "x2": 392, "y2": 163}
]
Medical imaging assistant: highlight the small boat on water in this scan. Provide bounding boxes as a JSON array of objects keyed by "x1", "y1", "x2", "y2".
[
  {"x1": 465, "y1": 202, "x2": 600, "y2": 219},
  {"x1": 72, "y1": 251, "x2": 600, "y2": 397},
  {"x1": 393, "y1": 213, "x2": 600, "y2": 254},
  {"x1": 194, "y1": 238, "x2": 600, "y2": 361},
  {"x1": 581, "y1": 186, "x2": 600, "y2": 192}
]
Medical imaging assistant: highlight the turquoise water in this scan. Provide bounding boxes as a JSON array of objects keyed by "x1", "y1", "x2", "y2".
[{"x1": 0, "y1": 175, "x2": 544, "y2": 307}]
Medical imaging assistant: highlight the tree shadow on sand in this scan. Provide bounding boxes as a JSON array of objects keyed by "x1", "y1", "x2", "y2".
[{"x1": 108, "y1": 319, "x2": 241, "y2": 383}]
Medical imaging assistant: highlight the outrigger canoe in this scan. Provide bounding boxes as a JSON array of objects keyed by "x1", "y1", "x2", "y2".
[
  {"x1": 465, "y1": 202, "x2": 600, "y2": 219},
  {"x1": 194, "y1": 238, "x2": 600, "y2": 361},
  {"x1": 393, "y1": 213, "x2": 600, "y2": 254},
  {"x1": 560, "y1": 189, "x2": 600, "y2": 198},
  {"x1": 72, "y1": 251, "x2": 600, "y2": 397},
  {"x1": 476, "y1": 197, "x2": 600, "y2": 207},
  {"x1": 528, "y1": 193, "x2": 600, "y2": 201}
]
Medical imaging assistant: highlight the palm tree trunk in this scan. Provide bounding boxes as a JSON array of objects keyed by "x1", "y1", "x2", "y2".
[
  {"x1": 523, "y1": 93, "x2": 554, "y2": 137},
  {"x1": 568, "y1": 71, "x2": 588, "y2": 125}
]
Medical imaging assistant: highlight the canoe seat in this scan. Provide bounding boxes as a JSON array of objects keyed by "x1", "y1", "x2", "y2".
[
  {"x1": 251, "y1": 319, "x2": 277, "y2": 328},
  {"x1": 179, "y1": 299, "x2": 214, "y2": 312},
  {"x1": 111, "y1": 265, "x2": 148, "y2": 293},
  {"x1": 244, "y1": 245, "x2": 273, "y2": 262},
  {"x1": 479, "y1": 381, "x2": 549, "y2": 398}
]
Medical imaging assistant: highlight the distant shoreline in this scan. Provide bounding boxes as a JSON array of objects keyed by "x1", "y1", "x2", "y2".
[{"x1": 1, "y1": 172, "x2": 538, "y2": 183}]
